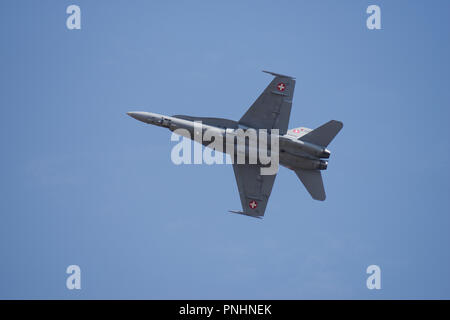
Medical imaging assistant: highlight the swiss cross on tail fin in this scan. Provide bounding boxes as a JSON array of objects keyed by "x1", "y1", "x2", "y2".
[
  {"x1": 286, "y1": 127, "x2": 312, "y2": 139},
  {"x1": 239, "y1": 71, "x2": 296, "y2": 135}
]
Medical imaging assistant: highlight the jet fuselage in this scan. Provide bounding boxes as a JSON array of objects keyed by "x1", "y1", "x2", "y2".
[{"x1": 127, "y1": 111, "x2": 330, "y2": 172}]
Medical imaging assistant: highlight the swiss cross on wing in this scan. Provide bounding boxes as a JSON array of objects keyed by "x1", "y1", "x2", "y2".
[
  {"x1": 276, "y1": 83, "x2": 286, "y2": 92},
  {"x1": 249, "y1": 200, "x2": 258, "y2": 209}
]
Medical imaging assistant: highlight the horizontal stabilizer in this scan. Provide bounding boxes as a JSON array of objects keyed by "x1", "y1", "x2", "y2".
[
  {"x1": 295, "y1": 169, "x2": 326, "y2": 201},
  {"x1": 299, "y1": 120, "x2": 343, "y2": 147}
]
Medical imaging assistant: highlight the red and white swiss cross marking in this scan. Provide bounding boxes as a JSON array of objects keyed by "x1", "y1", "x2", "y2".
[
  {"x1": 293, "y1": 129, "x2": 300, "y2": 133},
  {"x1": 249, "y1": 200, "x2": 258, "y2": 209},
  {"x1": 277, "y1": 83, "x2": 286, "y2": 92}
]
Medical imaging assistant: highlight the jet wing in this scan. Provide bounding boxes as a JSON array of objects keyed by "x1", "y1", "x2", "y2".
[
  {"x1": 231, "y1": 164, "x2": 277, "y2": 218},
  {"x1": 238, "y1": 71, "x2": 296, "y2": 135}
]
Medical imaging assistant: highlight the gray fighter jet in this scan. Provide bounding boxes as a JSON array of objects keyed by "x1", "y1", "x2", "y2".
[{"x1": 127, "y1": 71, "x2": 343, "y2": 219}]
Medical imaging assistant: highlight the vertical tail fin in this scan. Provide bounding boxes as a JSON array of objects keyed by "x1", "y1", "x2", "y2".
[{"x1": 299, "y1": 120, "x2": 343, "y2": 147}]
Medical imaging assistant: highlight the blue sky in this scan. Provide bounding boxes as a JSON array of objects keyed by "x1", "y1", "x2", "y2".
[{"x1": 1, "y1": 0, "x2": 450, "y2": 299}]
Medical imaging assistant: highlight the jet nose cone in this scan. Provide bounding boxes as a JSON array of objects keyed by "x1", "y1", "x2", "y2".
[{"x1": 127, "y1": 111, "x2": 149, "y2": 123}]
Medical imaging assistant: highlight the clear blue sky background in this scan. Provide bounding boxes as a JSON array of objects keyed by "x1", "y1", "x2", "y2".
[{"x1": 1, "y1": 0, "x2": 449, "y2": 299}]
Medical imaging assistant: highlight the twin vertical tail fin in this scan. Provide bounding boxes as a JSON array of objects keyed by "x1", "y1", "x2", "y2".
[{"x1": 295, "y1": 120, "x2": 343, "y2": 201}]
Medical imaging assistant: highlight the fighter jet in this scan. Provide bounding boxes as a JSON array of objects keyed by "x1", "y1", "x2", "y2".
[{"x1": 127, "y1": 71, "x2": 343, "y2": 218}]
